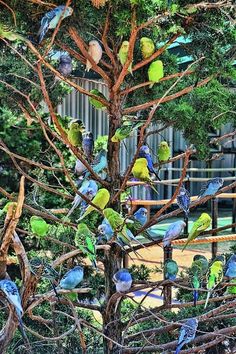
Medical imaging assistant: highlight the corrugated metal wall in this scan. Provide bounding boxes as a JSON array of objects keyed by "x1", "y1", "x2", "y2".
[{"x1": 57, "y1": 79, "x2": 235, "y2": 202}]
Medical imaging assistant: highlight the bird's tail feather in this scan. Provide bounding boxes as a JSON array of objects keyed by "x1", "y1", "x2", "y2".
[
  {"x1": 18, "y1": 317, "x2": 32, "y2": 351},
  {"x1": 193, "y1": 290, "x2": 198, "y2": 306},
  {"x1": 174, "y1": 345, "x2": 181, "y2": 354},
  {"x1": 149, "y1": 182, "x2": 159, "y2": 195},
  {"x1": 51, "y1": 281, "x2": 61, "y2": 302},
  {"x1": 204, "y1": 291, "x2": 211, "y2": 309}
]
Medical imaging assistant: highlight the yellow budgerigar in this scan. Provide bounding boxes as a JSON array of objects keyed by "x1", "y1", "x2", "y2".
[
  {"x1": 131, "y1": 158, "x2": 158, "y2": 194},
  {"x1": 140, "y1": 37, "x2": 155, "y2": 59},
  {"x1": 204, "y1": 256, "x2": 225, "y2": 308},
  {"x1": 182, "y1": 213, "x2": 211, "y2": 251},
  {"x1": 78, "y1": 188, "x2": 110, "y2": 220}
]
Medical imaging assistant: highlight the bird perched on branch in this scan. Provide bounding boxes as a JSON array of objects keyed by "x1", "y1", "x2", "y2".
[
  {"x1": 204, "y1": 255, "x2": 225, "y2": 308},
  {"x1": 58, "y1": 266, "x2": 84, "y2": 290},
  {"x1": 0, "y1": 24, "x2": 24, "y2": 41},
  {"x1": 75, "y1": 223, "x2": 97, "y2": 268},
  {"x1": 138, "y1": 145, "x2": 160, "y2": 181},
  {"x1": 148, "y1": 60, "x2": 164, "y2": 88},
  {"x1": 177, "y1": 186, "x2": 191, "y2": 216},
  {"x1": 78, "y1": 188, "x2": 110, "y2": 220},
  {"x1": 175, "y1": 318, "x2": 198, "y2": 354},
  {"x1": 157, "y1": 141, "x2": 170, "y2": 163},
  {"x1": 225, "y1": 254, "x2": 236, "y2": 278},
  {"x1": 111, "y1": 116, "x2": 144, "y2": 143},
  {"x1": 140, "y1": 37, "x2": 155, "y2": 59},
  {"x1": 163, "y1": 220, "x2": 186, "y2": 247},
  {"x1": 66, "y1": 180, "x2": 98, "y2": 218},
  {"x1": 82, "y1": 132, "x2": 94, "y2": 161},
  {"x1": 97, "y1": 218, "x2": 114, "y2": 243},
  {"x1": 134, "y1": 207, "x2": 148, "y2": 226},
  {"x1": 89, "y1": 89, "x2": 107, "y2": 110},
  {"x1": 38, "y1": 5, "x2": 73, "y2": 44},
  {"x1": 198, "y1": 177, "x2": 224, "y2": 199},
  {"x1": 182, "y1": 213, "x2": 211, "y2": 251},
  {"x1": 30, "y1": 216, "x2": 49, "y2": 237},
  {"x1": 0, "y1": 280, "x2": 27, "y2": 340},
  {"x1": 67, "y1": 120, "x2": 85, "y2": 147},
  {"x1": 118, "y1": 41, "x2": 132, "y2": 74},
  {"x1": 75, "y1": 159, "x2": 87, "y2": 177},
  {"x1": 164, "y1": 259, "x2": 178, "y2": 280},
  {"x1": 131, "y1": 158, "x2": 159, "y2": 194},
  {"x1": 190, "y1": 255, "x2": 208, "y2": 306},
  {"x1": 113, "y1": 269, "x2": 133, "y2": 292},
  {"x1": 85, "y1": 149, "x2": 107, "y2": 178},
  {"x1": 58, "y1": 54, "x2": 72, "y2": 77},
  {"x1": 86, "y1": 40, "x2": 103, "y2": 72}
]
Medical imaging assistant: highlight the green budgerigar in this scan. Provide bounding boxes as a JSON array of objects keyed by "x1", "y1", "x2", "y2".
[
  {"x1": 182, "y1": 213, "x2": 212, "y2": 251},
  {"x1": 204, "y1": 255, "x2": 225, "y2": 308},
  {"x1": 226, "y1": 278, "x2": 236, "y2": 295},
  {"x1": 30, "y1": 216, "x2": 49, "y2": 237},
  {"x1": 190, "y1": 255, "x2": 208, "y2": 306},
  {"x1": 148, "y1": 60, "x2": 164, "y2": 88},
  {"x1": 89, "y1": 89, "x2": 107, "y2": 110},
  {"x1": 79, "y1": 188, "x2": 110, "y2": 220},
  {"x1": 75, "y1": 223, "x2": 97, "y2": 268},
  {"x1": 67, "y1": 120, "x2": 85, "y2": 147},
  {"x1": 0, "y1": 24, "x2": 24, "y2": 41},
  {"x1": 111, "y1": 116, "x2": 144, "y2": 143},
  {"x1": 157, "y1": 141, "x2": 171, "y2": 163},
  {"x1": 131, "y1": 158, "x2": 158, "y2": 194},
  {"x1": 118, "y1": 41, "x2": 132, "y2": 74},
  {"x1": 53, "y1": 114, "x2": 70, "y2": 135},
  {"x1": 140, "y1": 37, "x2": 155, "y2": 59}
]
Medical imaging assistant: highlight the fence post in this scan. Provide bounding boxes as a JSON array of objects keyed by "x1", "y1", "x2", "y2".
[
  {"x1": 163, "y1": 246, "x2": 172, "y2": 305},
  {"x1": 211, "y1": 197, "x2": 218, "y2": 258},
  {"x1": 232, "y1": 184, "x2": 236, "y2": 233},
  {"x1": 163, "y1": 169, "x2": 168, "y2": 200}
]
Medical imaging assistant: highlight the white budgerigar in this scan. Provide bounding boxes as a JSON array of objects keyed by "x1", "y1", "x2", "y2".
[{"x1": 86, "y1": 40, "x2": 103, "y2": 72}]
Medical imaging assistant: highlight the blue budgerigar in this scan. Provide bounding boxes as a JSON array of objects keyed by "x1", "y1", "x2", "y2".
[
  {"x1": 134, "y1": 207, "x2": 148, "y2": 226},
  {"x1": 225, "y1": 254, "x2": 236, "y2": 278},
  {"x1": 38, "y1": 5, "x2": 73, "y2": 43},
  {"x1": 97, "y1": 218, "x2": 114, "y2": 242},
  {"x1": 113, "y1": 269, "x2": 133, "y2": 292},
  {"x1": 175, "y1": 318, "x2": 198, "y2": 354},
  {"x1": 66, "y1": 180, "x2": 98, "y2": 218},
  {"x1": 198, "y1": 177, "x2": 224, "y2": 199},
  {"x1": 138, "y1": 145, "x2": 160, "y2": 181},
  {"x1": 177, "y1": 186, "x2": 191, "y2": 216},
  {"x1": 85, "y1": 149, "x2": 107, "y2": 178},
  {"x1": 163, "y1": 220, "x2": 186, "y2": 247},
  {"x1": 82, "y1": 132, "x2": 94, "y2": 161},
  {"x1": 58, "y1": 266, "x2": 84, "y2": 290},
  {"x1": 58, "y1": 54, "x2": 72, "y2": 76}
]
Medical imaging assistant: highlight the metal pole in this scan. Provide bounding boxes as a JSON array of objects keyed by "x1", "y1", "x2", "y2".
[
  {"x1": 233, "y1": 185, "x2": 236, "y2": 233},
  {"x1": 163, "y1": 169, "x2": 168, "y2": 200},
  {"x1": 211, "y1": 197, "x2": 218, "y2": 258},
  {"x1": 163, "y1": 246, "x2": 172, "y2": 305},
  {"x1": 184, "y1": 175, "x2": 190, "y2": 236}
]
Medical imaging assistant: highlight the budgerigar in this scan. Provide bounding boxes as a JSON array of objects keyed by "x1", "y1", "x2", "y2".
[
  {"x1": 58, "y1": 54, "x2": 72, "y2": 76},
  {"x1": 75, "y1": 159, "x2": 87, "y2": 176},
  {"x1": 134, "y1": 207, "x2": 148, "y2": 226},
  {"x1": 140, "y1": 37, "x2": 155, "y2": 59},
  {"x1": 66, "y1": 180, "x2": 98, "y2": 218},
  {"x1": 148, "y1": 60, "x2": 164, "y2": 88},
  {"x1": 131, "y1": 158, "x2": 158, "y2": 194},
  {"x1": 85, "y1": 149, "x2": 107, "y2": 178},
  {"x1": 157, "y1": 141, "x2": 170, "y2": 163},
  {"x1": 226, "y1": 278, "x2": 236, "y2": 294},
  {"x1": 58, "y1": 266, "x2": 84, "y2": 290},
  {"x1": 89, "y1": 89, "x2": 107, "y2": 110},
  {"x1": 204, "y1": 256, "x2": 225, "y2": 308},
  {"x1": 0, "y1": 280, "x2": 26, "y2": 339},
  {"x1": 164, "y1": 259, "x2": 178, "y2": 280},
  {"x1": 67, "y1": 120, "x2": 85, "y2": 147},
  {"x1": 97, "y1": 218, "x2": 114, "y2": 243},
  {"x1": 38, "y1": 6, "x2": 73, "y2": 44},
  {"x1": 86, "y1": 40, "x2": 103, "y2": 72},
  {"x1": 75, "y1": 223, "x2": 97, "y2": 268},
  {"x1": 139, "y1": 145, "x2": 160, "y2": 181},
  {"x1": 126, "y1": 211, "x2": 153, "y2": 242},
  {"x1": 78, "y1": 188, "x2": 110, "y2": 220},
  {"x1": 177, "y1": 187, "x2": 191, "y2": 216},
  {"x1": 198, "y1": 177, "x2": 224, "y2": 199},
  {"x1": 190, "y1": 255, "x2": 208, "y2": 306},
  {"x1": 111, "y1": 117, "x2": 144, "y2": 143},
  {"x1": 163, "y1": 220, "x2": 186, "y2": 247},
  {"x1": 175, "y1": 318, "x2": 198, "y2": 354},
  {"x1": 182, "y1": 213, "x2": 211, "y2": 251},
  {"x1": 225, "y1": 254, "x2": 236, "y2": 278},
  {"x1": 30, "y1": 216, "x2": 49, "y2": 237},
  {"x1": 0, "y1": 24, "x2": 24, "y2": 41},
  {"x1": 118, "y1": 41, "x2": 132, "y2": 73},
  {"x1": 113, "y1": 269, "x2": 133, "y2": 292},
  {"x1": 82, "y1": 132, "x2": 94, "y2": 161}
]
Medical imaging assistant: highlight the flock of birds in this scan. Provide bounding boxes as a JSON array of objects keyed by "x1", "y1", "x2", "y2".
[{"x1": 0, "y1": 4, "x2": 229, "y2": 352}]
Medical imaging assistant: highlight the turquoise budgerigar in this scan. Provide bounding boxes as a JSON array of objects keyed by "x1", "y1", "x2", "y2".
[
  {"x1": 131, "y1": 158, "x2": 158, "y2": 194},
  {"x1": 78, "y1": 188, "x2": 110, "y2": 220},
  {"x1": 38, "y1": 5, "x2": 73, "y2": 43},
  {"x1": 118, "y1": 41, "x2": 132, "y2": 73},
  {"x1": 67, "y1": 120, "x2": 85, "y2": 147},
  {"x1": 148, "y1": 60, "x2": 164, "y2": 88},
  {"x1": 157, "y1": 141, "x2": 171, "y2": 163},
  {"x1": 111, "y1": 116, "x2": 144, "y2": 143},
  {"x1": 164, "y1": 259, "x2": 178, "y2": 280},
  {"x1": 190, "y1": 255, "x2": 208, "y2": 306},
  {"x1": 89, "y1": 89, "x2": 107, "y2": 110},
  {"x1": 140, "y1": 37, "x2": 155, "y2": 59},
  {"x1": 175, "y1": 318, "x2": 198, "y2": 354},
  {"x1": 204, "y1": 255, "x2": 225, "y2": 308},
  {"x1": 75, "y1": 223, "x2": 97, "y2": 268},
  {"x1": 182, "y1": 213, "x2": 212, "y2": 251},
  {"x1": 85, "y1": 149, "x2": 107, "y2": 178},
  {"x1": 58, "y1": 266, "x2": 84, "y2": 290}
]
